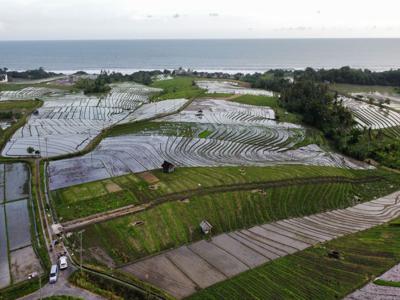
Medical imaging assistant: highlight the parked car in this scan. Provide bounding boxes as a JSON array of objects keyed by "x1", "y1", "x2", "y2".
[
  {"x1": 49, "y1": 264, "x2": 58, "y2": 283},
  {"x1": 59, "y1": 256, "x2": 68, "y2": 270}
]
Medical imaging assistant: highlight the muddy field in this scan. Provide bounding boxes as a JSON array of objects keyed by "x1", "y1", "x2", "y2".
[
  {"x1": 2, "y1": 83, "x2": 163, "y2": 157},
  {"x1": 10, "y1": 246, "x2": 42, "y2": 283},
  {"x1": 0, "y1": 163, "x2": 42, "y2": 288},
  {"x1": 0, "y1": 206, "x2": 10, "y2": 288},
  {"x1": 6, "y1": 199, "x2": 31, "y2": 251},
  {"x1": 4, "y1": 163, "x2": 29, "y2": 201},
  {"x1": 48, "y1": 99, "x2": 371, "y2": 190}
]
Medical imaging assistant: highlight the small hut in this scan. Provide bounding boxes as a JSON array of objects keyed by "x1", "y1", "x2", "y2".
[
  {"x1": 162, "y1": 161, "x2": 175, "y2": 173},
  {"x1": 200, "y1": 220, "x2": 213, "y2": 235}
]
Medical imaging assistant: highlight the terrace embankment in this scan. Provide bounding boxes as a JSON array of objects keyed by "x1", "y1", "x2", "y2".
[
  {"x1": 124, "y1": 190, "x2": 400, "y2": 299},
  {"x1": 60, "y1": 175, "x2": 382, "y2": 232}
]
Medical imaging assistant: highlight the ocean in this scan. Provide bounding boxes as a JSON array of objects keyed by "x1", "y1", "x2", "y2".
[{"x1": 0, "y1": 39, "x2": 400, "y2": 73}]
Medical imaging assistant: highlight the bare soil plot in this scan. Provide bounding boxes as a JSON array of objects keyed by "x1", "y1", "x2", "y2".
[
  {"x1": 0, "y1": 205, "x2": 10, "y2": 288},
  {"x1": 188, "y1": 240, "x2": 249, "y2": 277},
  {"x1": 105, "y1": 182, "x2": 122, "y2": 193},
  {"x1": 5, "y1": 163, "x2": 29, "y2": 201},
  {"x1": 122, "y1": 254, "x2": 198, "y2": 299},
  {"x1": 166, "y1": 246, "x2": 227, "y2": 288},
  {"x1": 211, "y1": 234, "x2": 268, "y2": 268},
  {"x1": 136, "y1": 172, "x2": 160, "y2": 185},
  {"x1": 5, "y1": 199, "x2": 31, "y2": 251},
  {"x1": 10, "y1": 246, "x2": 42, "y2": 283}
]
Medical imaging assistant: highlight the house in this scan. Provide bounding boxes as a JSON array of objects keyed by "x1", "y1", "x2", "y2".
[
  {"x1": 162, "y1": 161, "x2": 175, "y2": 173},
  {"x1": 0, "y1": 74, "x2": 8, "y2": 83},
  {"x1": 200, "y1": 220, "x2": 213, "y2": 235}
]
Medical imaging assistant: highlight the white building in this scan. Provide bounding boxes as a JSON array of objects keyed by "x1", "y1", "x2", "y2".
[{"x1": 0, "y1": 74, "x2": 8, "y2": 83}]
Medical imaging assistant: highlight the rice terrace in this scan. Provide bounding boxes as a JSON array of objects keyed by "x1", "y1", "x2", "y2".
[{"x1": 1, "y1": 68, "x2": 400, "y2": 300}]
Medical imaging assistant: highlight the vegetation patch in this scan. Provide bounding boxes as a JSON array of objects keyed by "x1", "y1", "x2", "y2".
[
  {"x1": 69, "y1": 270, "x2": 166, "y2": 300},
  {"x1": 198, "y1": 129, "x2": 212, "y2": 138},
  {"x1": 151, "y1": 77, "x2": 205, "y2": 100},
  {"x1": 329, "y1": 83, "x2": 398, "y2": 95},
  {"x1": 373, "y1": 279, "x2": 400, "y2": 288},
  {"x1": 52, "y1": 165, "x2": 376, "y2": 221}
]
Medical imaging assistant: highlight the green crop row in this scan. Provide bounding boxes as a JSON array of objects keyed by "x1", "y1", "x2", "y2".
[{"x1": 52, "y1": 165, "x2": 380, "y2": 221}]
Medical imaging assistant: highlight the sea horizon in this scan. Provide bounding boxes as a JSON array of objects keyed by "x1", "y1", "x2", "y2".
[{"x1": 1, "y1": 38, "x2": 400, "y2": 73}]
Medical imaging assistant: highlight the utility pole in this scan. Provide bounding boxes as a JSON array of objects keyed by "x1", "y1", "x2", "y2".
[
  {"x1": 45, "y1": 137, "x2": 48, "y2": 160},
  {"x1": 39, "y1": 274, "x2": 42, "y2": 300},
  {"x1": 88, "y1": 129, "x2": 93, "y2": 163},
  {"x1": 78, "y1": 229, "x2": 85, "y2": 273}
]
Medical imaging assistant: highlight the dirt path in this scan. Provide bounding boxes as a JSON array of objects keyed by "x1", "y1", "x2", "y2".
[
  {"x1": 121, "y1": 190, "x2": 400, "y2": 299},
  {"x1": 61, "y1": 175, "x2": 382, "y2": 232},
  {"x1": 33, "y1": 159, "x2": 54, "y2": 261}
]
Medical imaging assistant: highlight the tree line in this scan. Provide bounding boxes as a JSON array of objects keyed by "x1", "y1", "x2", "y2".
[
  {"x1": 0, "y1": 67, "x2": 61, "y2": 81},
  {"x1": 259, "y1": 76, "x2": 400, "y2": 168},
  {"x1": 240, "y1": 67, "x2": 400, "y2": 90}
]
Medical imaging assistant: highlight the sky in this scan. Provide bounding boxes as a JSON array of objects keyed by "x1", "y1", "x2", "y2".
[{"x1": 0, "y1": 0, "x2": 399, "y2": 40}]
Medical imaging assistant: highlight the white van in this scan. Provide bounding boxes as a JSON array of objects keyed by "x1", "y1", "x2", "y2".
[
  {"x1": 49, "y1": 264, "x2": 58, "y2": 283},
  {"x1": 59, "y1": 256, "x2": 68, "y2": 270}
]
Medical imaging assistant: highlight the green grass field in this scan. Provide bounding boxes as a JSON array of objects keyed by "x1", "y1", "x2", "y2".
[
  {"x1": 0, "y1": 82, "x2": 75, "y2": 92},
  {"x1": 329, "y1": 83, "x2": 399, "y2": 95},
  {"x1": 52, "y1": 165, "x2": 377, "y2": 221},
  {"x1": 187, "y1": 217, "x2": 400, "y2": 300},
  {"x1": 150, "y1": 77, "x2": 205, "y2": 100},
  {"x1": 68, "y1": 167, "x2": 400, "y2": 265},
  {"x1": 0, "y1": 100, "x2": 41, "y2": 111},
  {"x1": 108, "y1": 121, "x2": 196, "y2": 138}
]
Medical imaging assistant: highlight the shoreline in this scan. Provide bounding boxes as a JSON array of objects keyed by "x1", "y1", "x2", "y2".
[{"x1": 6, "y1": 66, "x2": 400, "y2": 76}]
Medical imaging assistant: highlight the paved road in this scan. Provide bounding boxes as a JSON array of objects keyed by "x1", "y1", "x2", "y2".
[
  {"x1": 123, "y1": 191, "x2": 400, "y2": 299},
  {"x1": 20, "y1": 267, "x2": 105, "y2": 300},
  {"x1": 19, "y1": 160, "x2": 105, "y2": 300}
]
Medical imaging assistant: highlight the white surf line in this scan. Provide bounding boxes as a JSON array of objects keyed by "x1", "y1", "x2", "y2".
[{"x1": 120, "y1": 191, "x2": 400, "y2": 299}]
